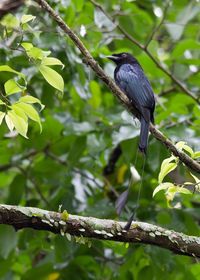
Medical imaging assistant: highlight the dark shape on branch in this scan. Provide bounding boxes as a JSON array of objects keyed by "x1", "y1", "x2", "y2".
[
  {"x1": 103, "y1": 144, "x2": 122, "y2": 176},
  {"x1": 107, "y1": 53, "x2": 155, "y2": 154}
]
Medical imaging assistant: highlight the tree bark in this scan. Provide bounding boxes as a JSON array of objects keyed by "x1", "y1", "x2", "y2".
[{"x1": 0, "y1": 204, "x2": 199, "y2": 258}]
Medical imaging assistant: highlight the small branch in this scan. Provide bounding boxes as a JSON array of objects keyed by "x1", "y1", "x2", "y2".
[
  {"x1": 34, "y1": 0, "x2": 200, "y2": 174},
  {"x1": 144, "y1": 0, "x2": 170, "y2": 48},
  {"x1": 0, "y1": 204, "x2": 199, "y2": 258}
]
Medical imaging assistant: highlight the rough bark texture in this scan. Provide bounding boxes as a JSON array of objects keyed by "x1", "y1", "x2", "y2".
[{"x1": 0, "y1": 204, "x2": 199, "y2": 258}]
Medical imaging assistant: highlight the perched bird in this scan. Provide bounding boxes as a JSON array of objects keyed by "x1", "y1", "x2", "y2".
[
  {"x1": 107, "y1": 52, "x2": 155, "y2": 154},
  {"x1": 107, "y1": 53, "x2": 155, "y2": 228}
]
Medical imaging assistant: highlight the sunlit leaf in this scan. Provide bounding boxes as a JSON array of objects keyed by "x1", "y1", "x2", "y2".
[
  {"x1": 4, "y1": 79, "x2": 25, "y2": 95},
  {"x1": 7, "y1": 110, "x2": 28, "y2": 138},
  {"x1": 19, "y1": 95, "x2": 45, "y2": 110},
  {"x1": 39, "y1": 65, "x2": 64, "y2": 92},
  {"x1": 158, "y1": 156, "x2": 178, "y2": 183},
  {"x1": 21, "y1": 15, "x2": 36, "y2": 24},
  {"x1": 41, "y1": 57, "x2": 64, "y2": 68},
  {"x1": 0, "y1": 65, "x2": 25, "y2": 79},
  {"x1": 14, "y1": 102, "x2": 42, "y2": 132},
  {"x1": 0, "y1": 112, "x2": 5, "y2": 125},
  {"x1": 153, "y1": 182, "x2": 174, "y2": 197}
]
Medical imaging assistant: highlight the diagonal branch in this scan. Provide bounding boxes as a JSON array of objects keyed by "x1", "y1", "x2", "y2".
[
  {"x1": 89, "y1": 0, "x2": 199, "y2": 104},
  {"x1": 0, "y1": 204, "x2": 199, "y2": 258},
  {"x1": 34, "y1": 0, "x2": 200, "y2": 174}
]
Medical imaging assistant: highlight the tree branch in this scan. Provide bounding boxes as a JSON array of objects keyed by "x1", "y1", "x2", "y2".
[
  {"x1": 0, "y1": 204, "x2": 199, "y2": 258},
  {"x1": 34, "y1": 0, "x2": 200, "y2": 174}
]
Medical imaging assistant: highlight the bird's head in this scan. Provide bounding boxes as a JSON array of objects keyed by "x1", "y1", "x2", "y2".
[{"x1": 106, "y1": 52, "x2": 138, "y2": 65}]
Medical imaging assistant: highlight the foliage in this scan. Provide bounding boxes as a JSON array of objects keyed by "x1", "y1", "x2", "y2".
[{"x1": 0, "y1": 0, "x2": 199, "y2": 279}]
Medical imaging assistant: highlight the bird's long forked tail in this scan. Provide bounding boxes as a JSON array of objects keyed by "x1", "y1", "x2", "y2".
[
  {"x1": 124, "y1": 154, "x2": 146, "y2": 230},
  {"x1": 139, "y1": 117, "x2": 150, "y2": 154}
]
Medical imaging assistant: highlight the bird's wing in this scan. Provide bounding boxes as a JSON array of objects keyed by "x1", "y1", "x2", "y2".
[{"x1": 115, "y1": 64, "x2": 155, "y2": 121}]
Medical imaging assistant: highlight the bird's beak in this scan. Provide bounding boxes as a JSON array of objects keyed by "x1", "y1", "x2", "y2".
[{"x1": 106, "y1": 55, "x2": 118, "y2": 62}]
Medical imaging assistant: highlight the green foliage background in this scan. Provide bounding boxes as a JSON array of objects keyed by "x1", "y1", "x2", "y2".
[{"x1": 0, "y1": 0, "x2": 199, "y2": 279}]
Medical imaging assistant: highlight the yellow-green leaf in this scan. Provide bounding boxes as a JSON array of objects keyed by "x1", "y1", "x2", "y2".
[
  {"x1": 193, "y1": 151, "x2": 200, "y2": 159},
  {"x1": 4, "y1": 79, "x2": 24, "y2": 95},
  {"x1": 158, "y1": 156, "x2": 178, "y2": 183},
  {"x1": 21, "y1": 42, "x2": 33, "y2": 51},
  {"x1": 41, "y1": 57, "x2": 64, "y2": 68},
  {"x1": 21, "y1": 15, "x2": 36, "y2": 24},
  {"x1": 7, "y1": 110, "x2": 28, "y2": 138},
  {"x1": 153, "y1": 182, "x2": 174, "y2": 197},
  {"x1": 0, "y1": 65, "x2": 25, "y2": 79},
  {"x1": 39, "y1": 65, "x2": 64, "y2": 92},
  {"x1": 5, "y1": 114, "x2": 14, "y2": 131},
  {"x1": 15, "y1": 102, "x2": 42, "y2": 132},
  {"x1": 19, "y1": 96, "x2": 45, "y2": 110},
  {"x1": 0, "y1": 112, "x2": 5, "y2": 125}
]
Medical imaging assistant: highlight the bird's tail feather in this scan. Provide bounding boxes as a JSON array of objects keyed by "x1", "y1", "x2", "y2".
[{"x1": 139, "y1": 117, "x2": 150, "y2": 154}]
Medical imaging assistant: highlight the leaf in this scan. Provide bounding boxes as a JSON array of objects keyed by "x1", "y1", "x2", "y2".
[
  {"x1": 28, "y1": 47, "x2": 44, "y2": 60},
  {"x1": 158, "y1": 156, "x2": 178, "y2": 183},
  {"x1": 190, "y1": 174, "x2": 200, "y2": 184},
  {"x1": 166, "y1": 186, "x2": 178, "y2": 202},
  {"x1": 21, "y1": 14, "x2": 36, "y2": 24},
  {"x1": 0, "y1": 225, "x2": 18, "y2": 259},
  {"x1": 5, "y1": 114, "x2": 14, "y2": 131},
  {"x1": 14, "y1": 103, "x2": 42, "y2": 132},
  {"x1": 19, "y1": 95, "x2": 45, "y2": 110},
  {"x1": 0, "y1": 112, "x2": 5, "y2": 125},
  {"x1": 153, "y1": 182, "x2": 174, "y2": 197},
  {"x1": 193, "y1": 151, "x2": 200, "y2": 159},
  {"x1": 88, "y1": 80, "x2": 102, "y2": 109},
  {"x1": 4, "y1": 79, "x2": 25, "y2": 95},
  {"x1": 21, "y1": 42, "x2": 33, "y2": 51},
  {"x1": 7, "y1": 110, "x2": 28, "y2": 138},
  {"x1": 175, "y1": 141, "x2": 194, "y2": 157},
  {"x1": 0, "y1": 65, "x2": 25, "y2": 79},
  {"x1": 41, "y1": 57, "x2": 64, "y2": 68},
  {"x1": 39, "y1": 65, "x2": 64, "y2": 92}
]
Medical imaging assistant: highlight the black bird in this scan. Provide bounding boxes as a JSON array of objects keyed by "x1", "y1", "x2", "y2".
[
  {"x1": 107, "y1": 53, "x2": 155, "y2": 228},
  {"x1": 107, "y1": 53, "x2": 155, "y2": 154}
]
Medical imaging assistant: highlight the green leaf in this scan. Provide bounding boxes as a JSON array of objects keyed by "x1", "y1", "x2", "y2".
[
  {"x1": 13, "y1": 102, "x2": 42, "y2": 132},
  {"x1": 7, "y1": 110, "x2": 28, "y2": 138},
  {"x1": 88, "y1": 80, "x2": 102, "y2": 109},
  {"x1": 0, "y1": 14, "x2": 20, "y2": 29},
  {"x1": 0, "y1": 65, "x2": 25, "y2": 79},
  {"x1": 158, "y1": 156, "x2": 178, "y2": 183},
  {"x1": 41, "y1": 57, "x2": 64, "y2": 68},
  {"x1": 5, "y1": 114, "x2": 14, "y2": 131},
  {"x1": 153, "y1": 182, "x2": 174, "y2": 197},
  {"x1": 27, "y1": 47, "x2": 44, "y2": 60},
  {"x1": 4, "y1": 79, "x2": 25, "y2": 95},
  {"x1": 0, "y1": 112, "x2": 5, "y2": 125},
  {"x1": 19, "y1": 95, "x2": 45, "y2": 110},
  {"x1": 39, "y1": 65, "x2": 64, "y2": 92},
  {"x1": 193, "y1": 151, "x2": 200, "y2": 159},
  {"x1": 21, "y1": 14, "x2": 36, "y2": 24},
  {"x1": 21, "y1": 42, "x2": 34, "y2": 51},
  {"x1": 0, "y1": 225, "x2": 18, "y2": 259},
  {"x1": 175, "y1": 141, "x2": 194, "y2": 157}
]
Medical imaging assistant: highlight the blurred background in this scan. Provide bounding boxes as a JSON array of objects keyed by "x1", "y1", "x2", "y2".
[{"x1": 0, "y1": 0, "x2": 199, "y2": 279}]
